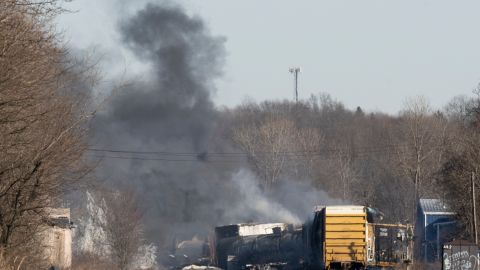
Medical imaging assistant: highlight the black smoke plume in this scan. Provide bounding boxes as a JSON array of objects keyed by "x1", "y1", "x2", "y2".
[
  {"x1": 92, "y1": 2, "x2": 235, "y2": 246},
  {"x1": 89, "y1": 2, "x2": 339, "y2": 261}
]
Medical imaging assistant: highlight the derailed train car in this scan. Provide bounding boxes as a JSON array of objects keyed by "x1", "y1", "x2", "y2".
[
  {"x1": 303, "y1": 205, "x2": 369, "y2": 269},
  {"x1": 211, "y1": 205, "x2": 412, "y2": 270},
  {"x1": 211, "y1": 223, "x2": 304, "y2": 270},
  {"x1": 366, "y1": 223, "x2": 413, "y2": 269}
]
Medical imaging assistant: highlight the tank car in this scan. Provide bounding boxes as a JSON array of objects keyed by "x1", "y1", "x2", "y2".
[
  {"x1": 211, "y1": 206, "x2": 413, "y2": 270},
  {"x1": 212, "y1": 223, "x2": 303, "y2": 270}
]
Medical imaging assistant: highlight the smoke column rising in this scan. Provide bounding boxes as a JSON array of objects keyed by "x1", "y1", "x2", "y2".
[
  {"x1": 92, "y1": 1, "x2": 234, "y2": 246},
  {"x1": 90, "y1": 2, "x2": 342, "y2": 259}
]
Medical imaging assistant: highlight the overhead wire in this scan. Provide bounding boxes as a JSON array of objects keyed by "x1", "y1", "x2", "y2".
[
  {"x1": 87, "y1": 143, "x2": 401, "y2": 156},
  {"x1": 86, "y1": 143, "x2": 406, "y2": 163}
]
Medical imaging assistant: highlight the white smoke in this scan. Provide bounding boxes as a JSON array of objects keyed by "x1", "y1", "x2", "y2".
[
  {"x1": 73, "y1": 191, "x2": 158, "y2": 269},
  {"x1": 74, "y1": 191, "x2": 108, "y2": 256},
  {"x1": 225, "y1": 169, "x2": 301, "y2": 224},
  {"x1": 219, "y1": 169, "x2": 346, "y2": 225}
]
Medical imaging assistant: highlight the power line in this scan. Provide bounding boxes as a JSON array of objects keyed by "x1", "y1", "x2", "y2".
[
  {"x1": 87, "y1": 148, "x2": 246, "y2": 156},
  {"x1": 90, "y1": 154, "x2": 242, "y2": 163},
  {"x1": 87, "y1": 143, "x2": 401, "y2": 157},
  {"x1": 86, "y1": 143, "x2": 405, "y2": 163}
]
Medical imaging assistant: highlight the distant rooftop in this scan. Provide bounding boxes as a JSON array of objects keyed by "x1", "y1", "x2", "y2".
[{"x1": 419, "y1": 199, "x2": 455, "y2": 215}]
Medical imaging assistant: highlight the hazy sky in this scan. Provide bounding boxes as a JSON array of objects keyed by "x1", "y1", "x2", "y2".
[{"x1": 58, "y1": 0, "x2": 480, "y2": 114}]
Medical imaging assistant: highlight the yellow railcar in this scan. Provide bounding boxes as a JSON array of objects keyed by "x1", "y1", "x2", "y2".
[
  {"x1": 212, "y1": 205, "x2": 412, "y2": 270},
  {"x1": 306, "y1": 205, "x2": 368, "y2": 269},
  {"x1": 324, "y1": 206, "x2": 367, "y2": 269}
]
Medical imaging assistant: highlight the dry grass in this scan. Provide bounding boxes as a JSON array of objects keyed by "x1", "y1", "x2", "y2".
[
  {"x1": 0, "y1": 250, "x2": 26, "y2": 270},
  {"x1": 72, "y1": 252, "x2": 117, "y2": 270}
]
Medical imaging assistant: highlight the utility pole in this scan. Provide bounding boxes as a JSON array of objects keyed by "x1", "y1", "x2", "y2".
[
  {"x1": 289, "y1": 67, "x2": 301, "y2": 102},
  {"x1": 473, "y1": 171, "x2": 478, "y2": 244}
]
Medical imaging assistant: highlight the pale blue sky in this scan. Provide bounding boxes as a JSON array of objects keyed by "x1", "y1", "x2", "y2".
[{"x1": 58, "y1": 0, "x2": 480, "y2": 114}]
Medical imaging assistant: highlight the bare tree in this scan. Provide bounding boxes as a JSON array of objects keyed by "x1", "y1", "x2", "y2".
[
  {"x1": 396, "y1": 96, "x2": 448, "y2": 221},
  {"x1": 438, "y1": 92, "x2": 480, "y2": 240},
  {"x1": 293, "y1": 127, "x2": 323, "y2": 179},
  {"x1": 233, "y1": 117, "x2": 296, "y2": 189},
  {"x1": 81, "y1": 189, "x2": 145, "y2": 270},
  {"x1": 330, "y1": 145, "x2": 359, "y2": 201},
  {"x1": 0, "y1": 0, "x2": 92, "y2": 265},
  {"x1": 102, "y1": 189, "x2": 144, "y2": 270},
  {"x1": 233, "y1": 113, "x2": 323, "y2": 189}
]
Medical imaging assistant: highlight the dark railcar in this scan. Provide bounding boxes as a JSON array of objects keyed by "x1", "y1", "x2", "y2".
[
  {"x1": 213, "y1": 224, "x2": 304, "y2": 270},
  {"x1": 211, "y1": 207, "x2": 412, "y2": 270},
  {"x1": 367, "y1": 223, "x2": 413, "y2": 269}
]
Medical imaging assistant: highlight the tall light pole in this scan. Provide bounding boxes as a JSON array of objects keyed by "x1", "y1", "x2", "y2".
[{"x1": 289, "y1": 67, "x2": 301, "y2": 103}]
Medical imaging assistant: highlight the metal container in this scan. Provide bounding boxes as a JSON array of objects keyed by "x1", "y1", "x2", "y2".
[{"x1": 442, "y1": 240, "x2": 479, "y2": 270}]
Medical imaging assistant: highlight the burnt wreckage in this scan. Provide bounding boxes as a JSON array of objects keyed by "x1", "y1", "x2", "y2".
[
  {"x1": 173, "y1": 205, "x2": 413, "y2": 270},
  {"x1": 212, "y1": 223, "x2": 303, "y2": 270}
]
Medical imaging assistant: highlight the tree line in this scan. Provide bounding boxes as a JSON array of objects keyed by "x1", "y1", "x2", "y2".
[
  {"x1": 221, "y1": 93, "x2": 480, "y2": 239},
  {"x1": 0, "y1": 0, "x2": 92, "y2": 267},
  {"x1": 3, "y1": 0, "x2": 480, "y2": 268}
]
